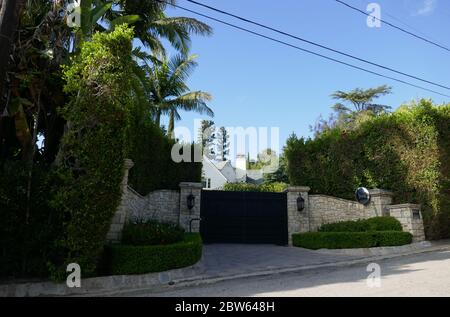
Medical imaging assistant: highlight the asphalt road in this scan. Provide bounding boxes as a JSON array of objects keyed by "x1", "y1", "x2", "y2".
[{"x1": 130, "y1": 250, "x2": 450, "y2": 297}]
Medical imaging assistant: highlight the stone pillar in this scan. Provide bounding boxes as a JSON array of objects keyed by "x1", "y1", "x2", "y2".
[
  {"x1": 386, "y1": 204, "x2": 425, "y2": 242},
  {"x1": 106, "y1": 159, "x2": 134, "y2": 243},
  {"x1": 286, "y1": 186, "x2": 310, "y2": 246},
  {"x1": 179, "y1": 182, "x2": 202, "y2": 233},
  {"x1": 368, "y1": 188, "x2": 394, "y2": 217}
]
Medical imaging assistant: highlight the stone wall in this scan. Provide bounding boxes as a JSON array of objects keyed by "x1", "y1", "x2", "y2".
[
  {"x1": 128, "y1": 189, "x2": 180, "y2": 224},
  {"x1": 287, "y1": 186, "x2": 425, "y2": 245},
  {"x1": 107, "y1": 159, "x2": 202, "y2": 243},
  {"x1": 308, "y1": 195, "x2": 370, "y2": 231},
  {"x1": 387, "y1": 204, "x2": 425, "y2": 242}
]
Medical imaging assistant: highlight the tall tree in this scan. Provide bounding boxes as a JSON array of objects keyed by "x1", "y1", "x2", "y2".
[
  {"x1": 198, "y1": 120, "x2": 215, "y2": 159},
  {"x1": 148, "y1": 54, "x2": 213, "y2": 137},
  {"x1": 331, "y1": 85, "x2": 392, "y2": 114},
  {"x1": 312, "y1": 85, "x2": 393, "y2": 136},
  {"x1": 216, "y1": 126, "x2": 229, "y2": 161}
]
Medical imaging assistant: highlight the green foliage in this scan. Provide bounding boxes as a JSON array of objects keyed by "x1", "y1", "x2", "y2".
[
  {"x1": 292, "y1": 231, "x2": 413, "y2": 250},
  {"x1": 319, "y1": 217, "x2": 402, "y2": 232},
  {"x1": 121, "y1": 221, "x2": 185, "y2": 246},
  {"x1": 50, "y1": 25, "x2": 135, "y2": 278},
  {"x1": 103, "y1": 233, "x2": 202, "y2": 275},
  {"x1": 222, "y1": 182, "x2": 288, "y2": 193},
  {"x1": 286, "y1": 100, "x2": 450, "y2": 239},
  {"x1": 0, "y1": 161, "x2": 62, "y2": 277},
  {"x1": 127, "y1": 115, "x2": 202, "y2": 195}
]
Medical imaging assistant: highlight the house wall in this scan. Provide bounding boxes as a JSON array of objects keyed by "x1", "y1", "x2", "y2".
[{"x1": 202, "y1": 157, "x2": 228, "y2": 189}]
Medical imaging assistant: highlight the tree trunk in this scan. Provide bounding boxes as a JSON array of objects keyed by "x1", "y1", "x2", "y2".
[
  {"x1": 0, "y1": 0, "x2": 26, "y2": 105},
  {"x1": 168, "y1": 110, "x2": 175, "y2": 139}
]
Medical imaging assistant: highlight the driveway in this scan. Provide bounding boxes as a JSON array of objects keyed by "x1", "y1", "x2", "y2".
[{"x1": 192, "y1": 244, "x2": 361, "y2": 279}]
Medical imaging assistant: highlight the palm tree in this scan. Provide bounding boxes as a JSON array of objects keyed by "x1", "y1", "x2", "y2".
[
  {"x1": 118, "y1": 0, "x2": 212, "y2": 55},
  {"x1": 148, "y1": 54, "x2": 213, "y2": 137}
]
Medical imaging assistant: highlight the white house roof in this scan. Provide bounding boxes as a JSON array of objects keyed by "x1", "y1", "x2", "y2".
[{"x1": 213, "y1": 160, "x2": 229, "y2": 170}]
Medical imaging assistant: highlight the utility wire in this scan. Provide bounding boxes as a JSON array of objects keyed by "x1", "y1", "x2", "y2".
[
  {"x1": 159, "y1": 1, "x2": 450, "y2": 98},
  {"x1": 184, "y1": 0, "x2": 450, "y2": 92},
  {"x1": 335, "y1": 0, "x2": 450, "y2": 53}
]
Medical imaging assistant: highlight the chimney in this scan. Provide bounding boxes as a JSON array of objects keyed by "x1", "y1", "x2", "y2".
[{"x1": 235, "y1": 154, "x2": 247, "y2": 171}]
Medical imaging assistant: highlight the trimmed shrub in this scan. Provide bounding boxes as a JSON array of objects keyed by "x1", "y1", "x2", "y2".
[
  {"x1": 366, "y1": 217, "x2": 403, "y2": 232},
  {"x1": 49, "y1": 26, "x2": 135, "y2": 279},
  {"x1": 104, "y1": 233, "x2": 202, "y2": 275},
  {"x1": 319, "y1": 217, "x2": 402, "y2": 232},
  {"x1": 121, "y1": 221, "x2": 185, "y2": 246},
  {"x1": 319, "y1": 220, "x2": 371, "y2": 233},
  {"x1": 222, "y1": 182, "x2": 288, "y2": 192},
  {"x1": 292, "y1": 231, "x2": 413, "y2": 250},
  {"x1": 285, "y1": 100, "x2": 450, "y2": 239}
]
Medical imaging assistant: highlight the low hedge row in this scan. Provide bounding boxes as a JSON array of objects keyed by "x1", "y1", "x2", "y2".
[
  {"x1": 318, "y1": 217, "x2": 403, "y2": 233},
  {"x1": 103, "y1": 233, "x2": 202, "y2": 275},
  {"x1": 292, "y1": 231, "x2": 412, "y2": 250}
]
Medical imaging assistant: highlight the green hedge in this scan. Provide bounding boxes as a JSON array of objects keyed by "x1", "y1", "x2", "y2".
[
  {"x1": 103, "y1": 234, "x2": 202, "y2": 275},
  {"x1": 319, "y1": 217, "x2": 402, "y2": 232},
  {"x1": 292, "y1": 231, "x2": 413, "y2": 250},
  {"x1": 222, "y1": 182, "x2": 288, "y2": 192},
  {"x1": 285, "y1": 100, "x2": 450, "y2": 239},
  {"x1": 127, "y1": 116, "x2": 202, "y2": 195},
  {"x1": 121, "y1": 221, "x2": 185, "y2": 246}
]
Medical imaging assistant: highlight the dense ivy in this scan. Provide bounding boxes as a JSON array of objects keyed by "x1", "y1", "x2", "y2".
[
  {"x1": 286, "y1": 100, "x2": 450, "y2": 239},
  {"x1": 49, "y1": 26, "x2": 135, "y2": 279}
]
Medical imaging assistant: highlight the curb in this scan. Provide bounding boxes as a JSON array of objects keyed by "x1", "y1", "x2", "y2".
[{"x1": 2, "y1": 243, "x2": 450, "y2": 297}]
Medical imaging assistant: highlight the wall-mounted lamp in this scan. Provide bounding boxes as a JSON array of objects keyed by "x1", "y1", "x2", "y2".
[
  {"x1": 187, "y1": 193, "x2": 195, "y2": 211},
  {"x1": 297, "y1": 194, "x2": 305, "y2": 212}
]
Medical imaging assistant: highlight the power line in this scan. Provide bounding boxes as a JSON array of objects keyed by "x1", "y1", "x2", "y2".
[
  {"x1": 184, "y1": 0, "x2": 450, "y2": 92},
  {"x1": 159, "y1": 1, "x2": 450, "y2": 98},
  {"x1": 335, "y1": 0, "x2": 450, "y2": 53}
]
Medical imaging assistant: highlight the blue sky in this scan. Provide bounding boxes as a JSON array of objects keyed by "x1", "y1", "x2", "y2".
[{"x1": 161, "y1": 0, "x2": 450, "y2": 158}]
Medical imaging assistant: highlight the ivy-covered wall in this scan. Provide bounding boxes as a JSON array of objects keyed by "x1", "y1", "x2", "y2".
[{"x1": 285, "y1": 100, "x2": 450, "y2": 239}]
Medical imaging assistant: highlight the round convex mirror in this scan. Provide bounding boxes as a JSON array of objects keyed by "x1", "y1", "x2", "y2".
[{"x1": 355, "y1": 187, "x2": 371, "y2": 205}]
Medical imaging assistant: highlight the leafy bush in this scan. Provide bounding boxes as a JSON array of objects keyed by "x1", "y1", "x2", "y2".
[
  {"x1": 49, "y1": 26, "x2": 135, "y2": 279},
  {"x1": 366, "y1": 217, "x2": 403, "y2": 232},
  {"x1": 319, "y1": 217, "x2": 402, "y2": 232},
  {"x1": 121, "y1": 221, "x2": 185, "y2": 246},
  {"x1": 285, "y1": 100, "x2": 450, "y2": 239},
  {"x1": 222, "y1": 182, "x2": 288, "y2": 192},
  {"x1": 292, "y1": 231, "x2": 413, "y2": 250},
  {"x1": 103, "y1": 233, "x2": 202, "y2": 275},
  {"x1": 127, "y1": 116, "x2": 202, "y2": 195}
]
